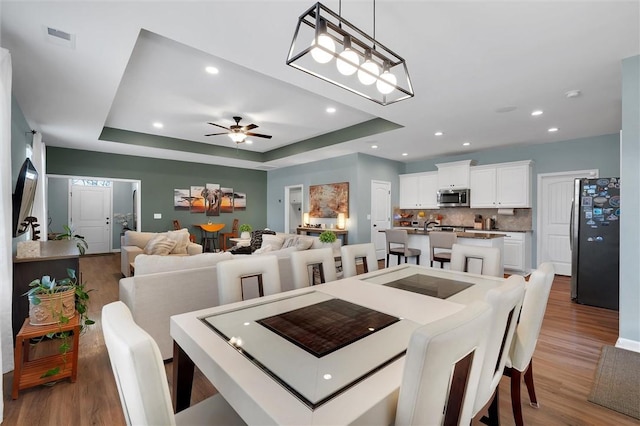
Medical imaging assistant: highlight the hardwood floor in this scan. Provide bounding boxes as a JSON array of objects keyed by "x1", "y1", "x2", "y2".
[{"x1": 2, "y1": 254, "x2": 636, "y2": 425}]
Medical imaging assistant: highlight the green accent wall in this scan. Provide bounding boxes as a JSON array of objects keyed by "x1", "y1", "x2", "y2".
[
  {"x1": 620, "y1": 55, "x2": 639, "y2": 346},
  {"x1": 46, "y1": 147, "x2": 268, "y2": 235}
]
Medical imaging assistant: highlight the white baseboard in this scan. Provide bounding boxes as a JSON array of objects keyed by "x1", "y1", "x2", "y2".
[{"x1": 615, "y1": 337, "x2": 640, "y2": 353}]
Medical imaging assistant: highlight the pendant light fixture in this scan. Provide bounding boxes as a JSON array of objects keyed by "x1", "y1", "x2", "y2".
[{"x1": 287, "y1": 1, "x2": 414, "y2": 105}]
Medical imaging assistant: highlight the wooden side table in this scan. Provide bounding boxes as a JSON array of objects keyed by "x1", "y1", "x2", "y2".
[{"x1": 12, "y1": 314, "x2": 80, "y2": 399}]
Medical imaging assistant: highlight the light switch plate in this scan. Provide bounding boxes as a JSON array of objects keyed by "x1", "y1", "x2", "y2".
[{"x1": 153, "y1": 213, "x2": 162, "y2": 219}]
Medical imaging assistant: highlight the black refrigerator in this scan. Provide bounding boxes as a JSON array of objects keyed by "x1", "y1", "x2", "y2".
[{"x1": 570, "y1": 177, "x2": 620, "y2": 310}]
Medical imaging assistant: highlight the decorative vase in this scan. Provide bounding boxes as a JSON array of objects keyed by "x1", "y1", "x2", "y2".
[
  {"x1": 241, "y1": 231, "x2": 251, "y2": 240},
  {"x1": 29, "y1": 288, "x2": 76, "y2": 326}
]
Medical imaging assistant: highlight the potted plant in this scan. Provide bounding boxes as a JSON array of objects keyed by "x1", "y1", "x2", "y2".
[
  {"x1": 24, "y1": 268, "x2": 94, "y2": 377},
  {"x1": 239, "y1": 224, "x2": 252, "y2": 240},
  {"x1": 54, "y1": 224, "x2": 88, "y2": 255},
  {"x1": 319, "y1": 230, "x2": 337, "y2": 244}
]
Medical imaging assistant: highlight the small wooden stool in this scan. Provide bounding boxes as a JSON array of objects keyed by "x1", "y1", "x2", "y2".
[{"x1": 12, "y1": 314, "x2": 80, "y2": 399}]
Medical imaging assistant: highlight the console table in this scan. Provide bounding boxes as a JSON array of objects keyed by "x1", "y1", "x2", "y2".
[
  {"x1": 12, "y1": 240, "x2": 80, "y2": 343},
  {"x1": 296, "y1": 227, "x2": 348, "y2": 245}
]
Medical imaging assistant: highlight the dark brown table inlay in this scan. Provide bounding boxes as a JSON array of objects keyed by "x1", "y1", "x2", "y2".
[
  {"x1": 257, "y1": 299, "x2": 399, "y2": 358},
  {"x1": 383, "y1": 274, "x2": 473, "y2": 299}
]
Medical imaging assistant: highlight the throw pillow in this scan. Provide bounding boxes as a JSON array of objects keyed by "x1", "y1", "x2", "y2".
[
  {"x1": 261, "y1": 234, "x2": 285, "y2": 251},
  {"x1": 166, "y1": 229, "x2": 190, "y2": 254},
  {"x1": 281, "y1": 236, "x2": 298, "y2": 249},
  {"x1": 294, "y1": 236, "x2": 314, "y2": 251},
  {"x1": 143, "y1": 235, "x2": 177, "y2": 255},
  {"x1": 250, "y1": 229, "x2": 276, "y2": 252}
]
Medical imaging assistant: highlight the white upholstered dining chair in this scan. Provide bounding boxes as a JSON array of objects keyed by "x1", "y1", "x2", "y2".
[
  {"x1": 395, "y1": 300, "x2": 493, "y2": 426},
  {"x1": 450, "y1": 244, "x2": 502, "y2": 277},
  {"x1": 290, "y1": 247, "x2": 337, "y2": 288},
  {"x1": 216, "y1": 255, "x2": 281, "y2": 305},
  {"x1": 340, "y1": 243, "x2": 379, "y2": 278},
  {"x1": 504, "y1": 262, "x2": 555, "y2": 426},
  {"x1": 471, "y1": 275, "x2": 525, "y2": 424},
  {"x1": 102, "y1": 301, "x2": 245, "y2": 426}
]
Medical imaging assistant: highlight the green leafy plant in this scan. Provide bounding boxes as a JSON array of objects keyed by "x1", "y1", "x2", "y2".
[
  {"x1": 54, "y1": 225, "x2": 88, "y2": 255},
  {"x1": 319, "y1": 230, "x2": 337, "y2": 244},
  {"x1": 24, "y1": 268, "x2": 94, "y2": 378},
  {"x1": 238, "y1": 224, "x2": 252, "y2": 233}
]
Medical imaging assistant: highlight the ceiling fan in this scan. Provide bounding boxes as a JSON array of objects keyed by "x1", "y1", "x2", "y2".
[{"x1": 205, "y1": 116, "x2": 272, "y2": 144}]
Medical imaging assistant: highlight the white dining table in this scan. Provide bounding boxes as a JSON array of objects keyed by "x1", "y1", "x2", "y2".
[{"x1": 170, "y1": 264, "x2": 505, "y2": 425}]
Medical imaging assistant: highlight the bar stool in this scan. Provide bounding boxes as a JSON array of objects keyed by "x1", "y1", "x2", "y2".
[
  {"x1": 197, "y1": 223, "x2": 225, "y2": 252},
  {"x1": 384, "y1": 229, "x2": 421, "y2": 267},
  {"x1": 428, "y1": 231, "x2": 457, "y2": 268}
]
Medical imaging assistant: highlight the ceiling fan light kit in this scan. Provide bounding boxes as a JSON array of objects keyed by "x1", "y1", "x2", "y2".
[
  {"x1": 205, "y1": 116, "x2": 272, "y2": 144},
  {"x1": 287, "y1": 1, "x2": 414, "y2": 106}
]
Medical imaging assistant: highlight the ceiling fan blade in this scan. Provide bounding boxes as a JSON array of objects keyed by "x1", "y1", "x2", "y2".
[
  {"x1": 204, "y1": 132, "x2": 228, "y2": 136},
  {"x1": 245, "y1": 132, "x2": 272, "y2": 139},
  {"x1": 243, "y1": 124, "x2": 258, "y2": 131},
  {"x1": 207, "y1": 122, "x2": 230, "y2": 130}
]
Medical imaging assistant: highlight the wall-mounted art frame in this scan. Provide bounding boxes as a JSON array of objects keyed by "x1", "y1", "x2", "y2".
[{"x1": 309, "y1": 182, "x2": 349, "y2": 218}]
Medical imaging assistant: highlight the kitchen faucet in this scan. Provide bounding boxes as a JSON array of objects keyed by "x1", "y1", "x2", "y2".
[{"x1": 424, "y1": 221, "x2": 439, "y2": 231}]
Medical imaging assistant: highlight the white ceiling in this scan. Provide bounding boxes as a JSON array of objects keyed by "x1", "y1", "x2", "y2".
[{"x1": 2, "y1": 1, "x2": 638, "y2": 170}]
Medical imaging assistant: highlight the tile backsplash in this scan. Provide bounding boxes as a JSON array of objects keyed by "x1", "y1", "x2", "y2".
[{"x1": 394, "y1": 207, "x2": 532, "y2": 231}]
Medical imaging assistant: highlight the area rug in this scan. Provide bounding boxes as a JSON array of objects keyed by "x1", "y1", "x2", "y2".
[{"x1": 588, "y1": 345, "x2": 640, "y2": 420}]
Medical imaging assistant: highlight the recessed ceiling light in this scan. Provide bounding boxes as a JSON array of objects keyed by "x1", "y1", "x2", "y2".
[
  {"x1": 326, "y1": 107, "x2": 336, "y2": 113},
  {"x1": 152, "y1": 122, "x2": 163, "y2": 129},
  {"x1": 434, "y1": 131, "x2": 444, "y2": 136},
  {"x1": 548, "y1": 127, "x2": 559, "y2": 132},
  {"x1": 205, "y1": 66, "x2": 219, "y2": 74},
  {"x1": 463, "y1": 142, "x2": 471, "y2": 146},
  {"x1": 371, "y1": 144, "x2": 378, "y2": 149},
  {"x1": 531, "y1": 110, "x2": 543, "y2": 116},
  {"x1": 402, "y1": 153, "x2": 408, "y2": 156},
  {"x1": 245, "y1": 139, "x2": 253, "y2": 145},
  {"x1": 565, "y1": 89, "x2": 581, "y2": 98}
]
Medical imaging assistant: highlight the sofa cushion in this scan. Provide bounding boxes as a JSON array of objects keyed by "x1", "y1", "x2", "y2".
[
  {"x1": 134, "y1": 251, "x2": 234, "y2": 275},
  {"x1": 261, "y1": 234, "x2": 285, "y2": 251},
  {"x1": 143, "y1": 235, "x2": 177, "y2": 255},
  {"x1": 124, "y1": 230, "x2": 156, "y2": 248},
  {"x1": 166, "y1": 228, "x2": 190, "y2": 254}
]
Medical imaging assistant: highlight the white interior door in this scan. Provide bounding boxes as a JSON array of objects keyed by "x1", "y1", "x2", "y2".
[
  {"x1": 284, "y1": 184, "x2": 303, "y2": 234},
  {"x1": 538, "y1": 170, "x2": 597, "y2": 275},
  {"x1": 371, "y1": 180, "x2": 391, "y2": 260},
  {"x1": 70, "y1": 184, "x2": 112, "y2": 254}
]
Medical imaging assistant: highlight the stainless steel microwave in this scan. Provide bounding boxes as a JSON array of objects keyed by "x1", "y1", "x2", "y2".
[{"x1": 437, "y1": 189, "x2": 470, "y2": 207}]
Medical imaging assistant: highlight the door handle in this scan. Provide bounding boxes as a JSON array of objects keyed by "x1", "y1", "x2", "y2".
[
  {"x1": 373, "y1": 224, "x2": 377, "y2": 227},
  {"x1": 569, "y1": 200, "x2": 574, "y2": 251}
]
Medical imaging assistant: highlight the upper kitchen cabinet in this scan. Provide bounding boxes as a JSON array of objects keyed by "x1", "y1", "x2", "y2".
[
  {"x1": 399, "y1": 172, "x2": 439, "y2": 209},
  {"x1": 470, "y1": 160, "x2": 533, "y2": 208},
  {"x1": 436, "y1": 160, "x2": 474, "y2": 189}
]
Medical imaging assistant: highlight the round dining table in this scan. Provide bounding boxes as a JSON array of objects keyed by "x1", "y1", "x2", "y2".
[{"x1": 195, "y1": 223, "x2": 225, "y2": 252}]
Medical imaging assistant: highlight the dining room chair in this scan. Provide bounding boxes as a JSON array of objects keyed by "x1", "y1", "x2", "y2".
[
  {"x1": 219, "y1": 218, "x2": 239, "y2": 251},
  {"x1": 101, "y1": 301, "x2": 245, "y2": 426},
  {"x1": 395, "y1": 300, "x2": 493, "y2": 426},
  {"x1": 290, "y1": 247, "x2": 338, "y2": 288},
  {"x1": 450, "y1": 244, "x2": 502, "y2": 277},
  {"x1": 471, "y1": 275, "x2": 525, "y2": 425},
  {"x1": 504, "y1": 262, "x2": 555, "y2": 426},
  {"x1": 340, "y1": 243, "x2": 379, "y2": 278},
  {"x1": 428, "y1": 231, "x2": 458, "y2": 268},
  {"x1": 216, "y1": 255, "x2": 281, "y2": 305},
  {"x1": 384, "y1": 229, "x2": 421, "y2": 267}
]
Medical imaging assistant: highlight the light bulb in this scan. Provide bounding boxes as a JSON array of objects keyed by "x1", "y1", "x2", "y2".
[
  {"x1": 337, "y1": 48, "x2": 359, "y2": 75},
  {"x1": 311, "y1": 34, "x2": 335, "y2": 64},
  {"x1": 376, "y1": 69, "x2": 397, "y2": 94},
  {"x1": 358, "y1": 50, "x2": 379, "y2": 85}
]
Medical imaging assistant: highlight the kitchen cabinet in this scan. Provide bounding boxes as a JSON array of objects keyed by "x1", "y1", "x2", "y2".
[
  {"x1": 436, "y1": 160, "x2": 473, "y2": 189},
  {"x1": 399, "y1": 172, "x2": 438, "y2": 209},
  {"x1": 466, "y1": 230, "x2": 532, "y2": 272},
  {"x1": 470, "y1": 160, "x2": 532, "y2": 208}
]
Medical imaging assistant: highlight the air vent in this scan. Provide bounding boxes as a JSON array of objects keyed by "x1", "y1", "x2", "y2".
[{"x1": 44, "y1": 26, "x2": 76, "y2": 49}]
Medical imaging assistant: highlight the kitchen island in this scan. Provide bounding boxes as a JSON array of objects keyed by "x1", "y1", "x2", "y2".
[{"x1": 384, "y1": 228, "x2": 505, "y2": 275}]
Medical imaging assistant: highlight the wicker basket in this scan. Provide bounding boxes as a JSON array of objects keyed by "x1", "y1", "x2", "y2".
[{"x1": 29, "y1": 288, "x2": 76, "y2": 326}]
